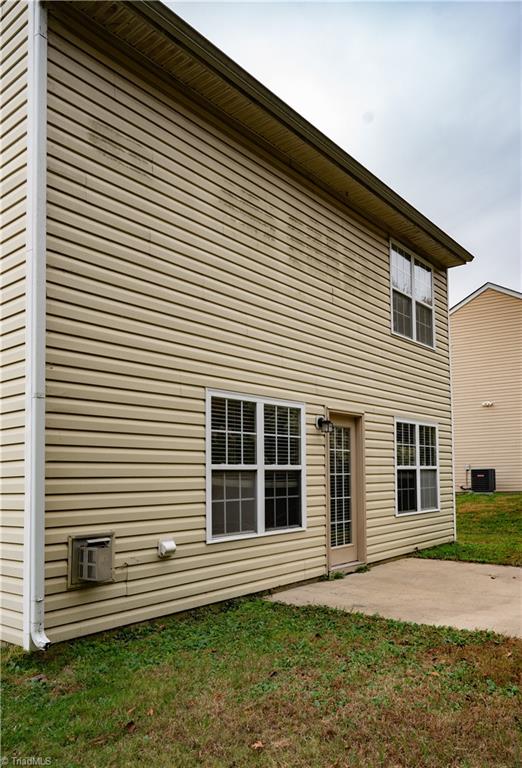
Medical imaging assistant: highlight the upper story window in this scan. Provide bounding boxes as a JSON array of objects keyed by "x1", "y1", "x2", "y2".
[
  {"x1": 207, "y1": 391, "x2": 306, "y2": 542},
  {"x1": 391, "y1": 242, "x2": 434, "y2": 347}
]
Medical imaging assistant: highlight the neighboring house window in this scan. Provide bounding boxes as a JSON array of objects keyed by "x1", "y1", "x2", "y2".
[
  {"x1": 391, "y1": 242, "x2": 434, "y2": 347},
  {"x1": 207, "y1": 391, "x2": 305, "y2": 541},
  {"x1": 395, "y1": 420, "x2": 439, "y2": 514}
]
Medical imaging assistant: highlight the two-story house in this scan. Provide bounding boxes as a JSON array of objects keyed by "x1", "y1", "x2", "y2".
[
  {"x1": 0, "y1": 0, "x2": 473, "y2": 649},
  {"x1": 451, "y1": 283, "x2": 522, "y2": 492}
]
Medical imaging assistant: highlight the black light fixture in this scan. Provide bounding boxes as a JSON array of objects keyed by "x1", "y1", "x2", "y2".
[{"x1": 315, "y1": 416, "x2": 334, "y2": 434}]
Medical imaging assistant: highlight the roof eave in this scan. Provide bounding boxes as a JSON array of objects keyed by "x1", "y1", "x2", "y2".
[
  {"x1": 51, "y1": 0, "x2": 475, "y2": 269},
  {"x1": 135, "y1": 2, "x2": 473, "y2": 269},
  {"x1": 450, "y1": 282, "x2": 522, "y2": 313}
]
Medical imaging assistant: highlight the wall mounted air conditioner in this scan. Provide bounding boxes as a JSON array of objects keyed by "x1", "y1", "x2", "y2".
[{"x1": 68, "y1": 533, "x2": 115, "y2": 588}]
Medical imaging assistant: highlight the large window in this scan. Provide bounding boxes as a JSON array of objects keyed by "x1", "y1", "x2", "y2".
[
  {"x1": 207, "y1": 391, "x2": 306, "y2": 541},
  {"x1": 395, "y1": 419, "x2": 439, "y2": 514},
  {"x1": 391, "y1": 242, "x2": 435, "y2": 347}
]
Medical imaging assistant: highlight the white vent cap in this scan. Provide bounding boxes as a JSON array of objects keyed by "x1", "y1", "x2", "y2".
[{"x1": 158, "y1": 539, "x2": 176, "y2": 558}]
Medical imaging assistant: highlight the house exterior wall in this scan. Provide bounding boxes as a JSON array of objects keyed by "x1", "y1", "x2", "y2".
[
  {"x1": 451, "y1": 289, "x2": 522, "y2": 492},
  {"x1": 0, "y1": 0, "x2": 28, "y2": 645},
  {"x1": 41, "y1": 14, "x2": 455, "y2": 644}
]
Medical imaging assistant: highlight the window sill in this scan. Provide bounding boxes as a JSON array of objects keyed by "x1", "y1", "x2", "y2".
[
  {"x1": 207, "y1": 525, "x2": 306, "y2": 545},
  {"x1": 391, "y1": 330, "x2": 436, "y2": 351},
  {"x1": 395, "y1": 508, "x2": 440, "y2": 518}
]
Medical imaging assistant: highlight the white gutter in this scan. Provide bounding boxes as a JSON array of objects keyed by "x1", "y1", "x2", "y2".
[{"x1": 23, "y1": 0, "x2": 49, "y2": 651}]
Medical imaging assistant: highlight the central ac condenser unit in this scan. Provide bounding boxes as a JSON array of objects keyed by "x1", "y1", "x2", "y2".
[{"x1": 471, "y1": 468, "x2": 496, "y2": 493}]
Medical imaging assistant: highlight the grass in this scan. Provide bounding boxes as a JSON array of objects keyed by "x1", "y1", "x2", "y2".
[
  {"x1": 415, "y1": 492, "x2": 522, "y2": 566},
  {"x1": 2, "y1": 599, "x2": 521, "y2": 768}
]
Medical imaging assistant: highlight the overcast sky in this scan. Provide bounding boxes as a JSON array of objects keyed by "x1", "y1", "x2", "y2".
[{"x1": 169, "y1": 1, "x2": 521, "y2": 305}]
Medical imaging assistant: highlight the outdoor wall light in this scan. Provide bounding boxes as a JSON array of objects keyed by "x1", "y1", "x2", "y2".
[
  {"x1": 315, "y1": 416, "x2": 334, "y2": 433},
  {"x1": 481, "y1": 401, "x2": 494, "y2": 408}
]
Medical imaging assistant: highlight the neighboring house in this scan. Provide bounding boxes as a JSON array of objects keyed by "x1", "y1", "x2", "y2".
[
  {"x1": 0, "y1": 0, "x2": 473, "y2": 650},
  {"x1": 451, "y1": 283, "x2": 522, "y2": 493}
]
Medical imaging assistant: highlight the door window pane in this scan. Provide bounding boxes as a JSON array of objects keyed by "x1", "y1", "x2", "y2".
[{"x1": 329, "y1": 425, "x2": 352, "y2": 548}]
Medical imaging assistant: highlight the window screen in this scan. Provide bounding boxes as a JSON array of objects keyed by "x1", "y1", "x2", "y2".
[
  {"x1": 212, "y1": 471, "x2": 257, "y2": 537},
  {"x1": 265, "y1": 471, "x2": 301, "y2": 530}
]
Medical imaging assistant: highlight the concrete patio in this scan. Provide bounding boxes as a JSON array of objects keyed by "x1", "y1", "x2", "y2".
[{"x1": 268, "y1": 558, "x2": 522, "y2": 637}]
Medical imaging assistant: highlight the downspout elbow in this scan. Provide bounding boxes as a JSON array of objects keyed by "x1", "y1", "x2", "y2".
[
  {"x1": 31, "y1": 590, "x2": 50, "y2": 651},
  {"x1": 31, "y1": 627, "x2": 51, "y2": 651}
]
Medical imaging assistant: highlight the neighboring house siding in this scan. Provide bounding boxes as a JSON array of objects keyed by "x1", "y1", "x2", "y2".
[
  {"x1": 44, "y1": 16, "x2": 455, "y2": 643},
  {"x1": 452, "y1": 289, "x2": 522, "y2": 492},
  {"x1": 0, "y1": 0, "x2": 28, "y2": 645}
]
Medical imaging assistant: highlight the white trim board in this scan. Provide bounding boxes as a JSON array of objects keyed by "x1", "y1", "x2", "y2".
[{"x1": 450, "y1": 283, "x2": 522, "y2": 314}]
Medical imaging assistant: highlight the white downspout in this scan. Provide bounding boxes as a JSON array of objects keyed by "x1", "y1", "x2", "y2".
[{"x1": 23, "y1": 0, "x2": 49, "y2": 651}]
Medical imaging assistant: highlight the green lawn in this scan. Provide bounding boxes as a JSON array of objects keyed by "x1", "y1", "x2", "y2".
[
  {"x1": 2, "y1": 599, "x2": 521, "y2": 768},
  {"x1": 416, "y1": 492, "x2": 522, "y2": 566}
]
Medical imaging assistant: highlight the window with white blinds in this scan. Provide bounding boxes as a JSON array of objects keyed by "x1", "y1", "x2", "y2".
[
  {"x1": 391, "y1": 242, "x2": 435, "y2": 347},
  {"x1": 207, "y1": 391, "x2": 306, "y2": 541},
  {"x1": 395, "y1": 419, "x2": 439, "y2": 515}
]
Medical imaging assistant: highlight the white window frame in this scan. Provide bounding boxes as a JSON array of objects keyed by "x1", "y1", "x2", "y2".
[
  {"x1": 389, "y1": 240, "x2": 436, "y2": 349},
  {"x1": 394, "y1": 417, "x2": 440, "y2": 516},
  {"x1": 206, "y1": 389, "x2": 307, "y2": 543}
]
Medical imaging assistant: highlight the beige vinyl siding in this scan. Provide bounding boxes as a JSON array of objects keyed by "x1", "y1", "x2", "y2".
[
  {"x1": 0, "y1": 0, "x2": 27, "y2": 645},
  {"x1": 451, "y1": 289, "x2": 522, "y2": 492},
  {"x1": 44, "y1": 14, "x2": 454, "y2": 643}
]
